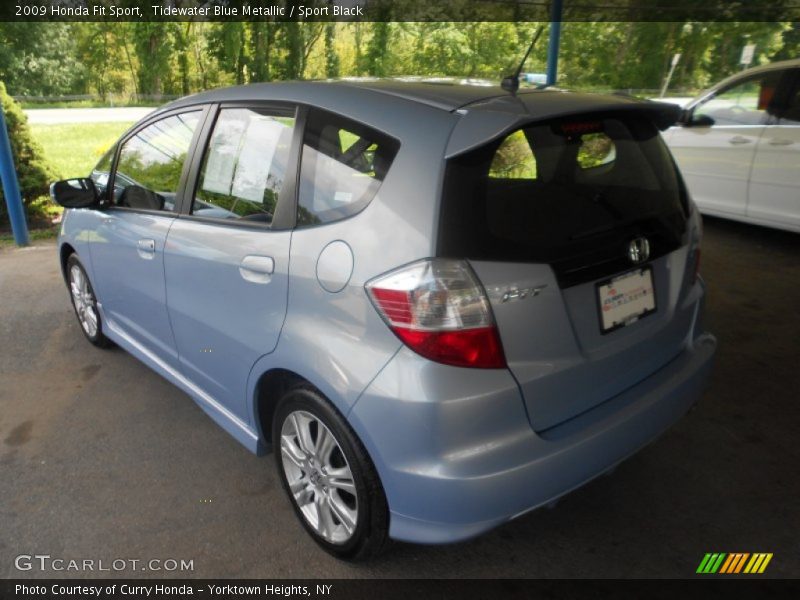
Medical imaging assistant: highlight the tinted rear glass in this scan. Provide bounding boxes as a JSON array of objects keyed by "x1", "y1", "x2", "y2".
[{"x1": 438, "y1": 112, "x2": 687, "y2": 287}]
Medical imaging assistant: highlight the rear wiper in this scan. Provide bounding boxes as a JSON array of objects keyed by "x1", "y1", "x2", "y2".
[{"x1": 588, "y1": 187, "x2": 625, "y2": 221}]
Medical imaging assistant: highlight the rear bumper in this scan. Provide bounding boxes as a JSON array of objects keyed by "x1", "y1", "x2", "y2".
[{"x1": 348, "y1": 332, "x2": 716, "y2": 544}]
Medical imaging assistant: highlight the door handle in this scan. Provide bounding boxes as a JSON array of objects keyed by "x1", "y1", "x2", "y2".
[
  {"x1": 768, "y1": 138, "x2": 794, "y2": 146},
  {"x1": 137, "y1": 238, "x2": 156, "y2": 260},
  {"x1": 239, "y1": 255, "x2": 275, "y2": 284},
  {"x1": 728, "y1": 136, "x2": 751, "y2": 145}
]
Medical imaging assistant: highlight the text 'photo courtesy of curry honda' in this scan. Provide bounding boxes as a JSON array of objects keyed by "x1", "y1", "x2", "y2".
[{"x1": 51, "y1": 79, "x2": 716, "y2": 560}]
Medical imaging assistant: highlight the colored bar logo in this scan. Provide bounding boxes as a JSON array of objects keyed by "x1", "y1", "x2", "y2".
[{"x1": 697, "y1": 553, "x2": 773, "y2": 574}]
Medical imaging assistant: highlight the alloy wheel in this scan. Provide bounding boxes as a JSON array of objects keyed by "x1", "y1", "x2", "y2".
[
  {"x1": 69, "y1": 264, "x2": 98, "y2": 338},
  {"x1": 279, "y1": 410, "x2": 358, "y2": 544}
]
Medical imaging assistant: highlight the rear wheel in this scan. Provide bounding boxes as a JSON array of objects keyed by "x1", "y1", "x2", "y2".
[
  {"x1": 273, "y1": 385, "x2": 389, "y2": 560},
  {"x1": 66, "y1": 254, "x2": 111, "y2": 348}
]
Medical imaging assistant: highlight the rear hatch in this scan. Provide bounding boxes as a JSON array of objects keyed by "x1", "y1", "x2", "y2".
[{"x1": 438, "y1": 110, "x2": 696, "y2": 432}]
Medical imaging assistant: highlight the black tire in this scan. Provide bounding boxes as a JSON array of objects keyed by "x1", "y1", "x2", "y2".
[
  {"x1": 65, "y1": 254, "x2": 112, "y2": 348},
  {"x1": 272, "y1": 384, "x2": 389, "y2": 561}
]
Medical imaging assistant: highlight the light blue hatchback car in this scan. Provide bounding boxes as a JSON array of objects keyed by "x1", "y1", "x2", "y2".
[{"x1": 52, "y1": 80, "x2": 716, "y2": 560}]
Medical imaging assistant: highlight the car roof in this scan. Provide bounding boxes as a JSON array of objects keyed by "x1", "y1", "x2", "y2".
[
  {"x1": 165, "y1": 78, "x2": 533, "y2": 113},
  {"x1": 735, "y1": 58, "x2": 800, "y2": 76},
  {"x1": 163, "y1": 78, "x2": 677, "y2": 120},
  {"x1": 717, "y1": 58, "x2": 800, "y2": 88},
  {"x1": 331, "y1": 79, "x2": 524, "y2": 111},
  {"x1": 153, "y1": 79, "x2": 681, "y2": 158},
  {"x1": 683, "y1": 58, "x2": 800, "y2": 110}
]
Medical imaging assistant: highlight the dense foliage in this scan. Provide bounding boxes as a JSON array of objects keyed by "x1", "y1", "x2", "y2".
[
  {"x1": 0, "y1": 20, "x2": 797, "y2": 99},
  {"x1": 0, "y1": 82, "x2": 54, "y2": 216}
]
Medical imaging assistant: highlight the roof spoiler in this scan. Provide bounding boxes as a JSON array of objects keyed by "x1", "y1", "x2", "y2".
[{"x1": 445, "y1": 97, "x2": 682, "y2": 159}]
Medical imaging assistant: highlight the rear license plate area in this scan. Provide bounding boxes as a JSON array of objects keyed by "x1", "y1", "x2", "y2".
[{"x1": 597, "y1": 267, "x2": 656, "y2": 333}]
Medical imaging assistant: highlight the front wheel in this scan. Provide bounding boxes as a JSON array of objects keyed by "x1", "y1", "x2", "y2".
[
  {"x1": 273, "y1": 385, "x2": 389, "y2": 560},
  {"x1": 66, "y1": 254, "x2": 111, "y2": 348}
]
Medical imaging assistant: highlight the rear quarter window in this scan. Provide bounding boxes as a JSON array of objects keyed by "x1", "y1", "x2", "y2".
[{"x1": 297, "y1": 109, "x2": 399, "y2": 227}]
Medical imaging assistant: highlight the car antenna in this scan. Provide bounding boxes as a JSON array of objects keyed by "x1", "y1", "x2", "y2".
[{"x1": 501, "y1": 26, "x2": 545, "y2": 94}]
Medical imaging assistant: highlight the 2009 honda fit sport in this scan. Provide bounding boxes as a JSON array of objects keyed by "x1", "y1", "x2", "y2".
[{"x1": 53, "y1": 80, "x2": 716, "y2": 560}]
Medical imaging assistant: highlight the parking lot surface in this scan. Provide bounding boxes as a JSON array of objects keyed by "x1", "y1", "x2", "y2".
[{"x1": 1, "y1": 218, "x2": 798, "y2": 578}]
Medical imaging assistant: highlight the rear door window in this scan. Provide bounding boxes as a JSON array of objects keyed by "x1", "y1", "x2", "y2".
[
  {"x1": 297, "y1": 109, "x2": 399, "y2": 227},
  {"x1": 439, "y1": 113, "x2": 688, "y2": 287},
  {"x1": 193, "y1": 107, "x2": 295, "y2": 225}
]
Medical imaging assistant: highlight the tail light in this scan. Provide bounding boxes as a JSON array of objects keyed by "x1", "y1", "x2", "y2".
[{"x1": 365, "y1": 259, "x2": 506, "y2": 369}]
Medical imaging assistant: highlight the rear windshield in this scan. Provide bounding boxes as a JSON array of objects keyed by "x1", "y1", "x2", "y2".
[{"x1": 438, "y1": 113, "x2": 688, "y2": 286}]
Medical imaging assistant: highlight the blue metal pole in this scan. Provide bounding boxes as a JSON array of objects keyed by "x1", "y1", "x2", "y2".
[
  {"x1": 0, "y1": 104, "x2": 29, "y2": 246},
  {"x1": 546, "y1": 0, "x2": 563, "y2": 87}
]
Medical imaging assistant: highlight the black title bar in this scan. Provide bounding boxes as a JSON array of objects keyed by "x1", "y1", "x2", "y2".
[{"x1": 2, "y1": 0, "x2": 800, "y2": 22}]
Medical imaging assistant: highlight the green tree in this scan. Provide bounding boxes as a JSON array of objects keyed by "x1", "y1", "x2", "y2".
[
  {"x1": 174, "y1": 23, "x2": 194, "y2": 95},
  {"x1": 0, "y1": 23, "x2": 85, "y2": 96},
  {"x1": 278, "y1": 21, "x2": 302, "y2": 79},
  {"x1": 189, "y1": 23, "x2": 228, "y2": 90},
  {"x1": 249, "y1": 22, "x2": 275, "y2": 82},
  {"x1": 275, "y1": 19, "x2": 324, "y2": 80},
  {"x1": 2, "y1": 20, "x2": 800, "y2": 102},
  {"x1": 210, "y1": 22, "x2": 249, "y2": 85},
  {"x1": 708, "y1": 22, "x2": 789, "y2": 78},
  {"x1": 0, "y1": 82, "x2": 55, "y2": 222},
  {"x1": 353, "y1": 22, "x2": 365, "y2": 75},
  {"x1": 411, "y1": 23, "x2": 469, "y2": 76},
  {"x1": 771, "y1": 22, "x2": 800, "y2": 61},
  {"x1": 131, "y1": 23, "x2": 177, "y2": 97},
  {"x1": 365, "y1": 21, "x2": 392, "y2": 77},
  {"x1": 75, "y1": 23, "x2": 133, "y2": 98},
  {"x1": 324, "y1": 23, "x2": 340, "y2": 79}
]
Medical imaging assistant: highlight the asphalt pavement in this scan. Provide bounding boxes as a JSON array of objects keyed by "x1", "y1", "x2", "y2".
[{"x1": 0, "y1": 217, "x2": 798, "y2": 578}]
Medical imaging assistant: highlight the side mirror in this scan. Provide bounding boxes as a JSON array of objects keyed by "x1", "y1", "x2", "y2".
[
  {"x1": 50, "y1": 178, "x2": 100, "y2": 209},
  {"x1": 688, "y1": 113, "x2": 715, "y2": 128}
]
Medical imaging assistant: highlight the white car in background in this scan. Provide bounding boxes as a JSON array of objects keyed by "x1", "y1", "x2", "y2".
[{"x1": 665, "y1": 59, "x2": 800, "y2": 233}]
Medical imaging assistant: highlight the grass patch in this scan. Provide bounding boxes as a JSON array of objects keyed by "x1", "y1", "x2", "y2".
[
  {"x1": 29, "y1": 121, "x2": 133, "y2": 179},
  {"x1": 8, "y1": 120, "x2": 135, "y2": 232},
  {"x1": 0, "y1": 227, "x2": 58, "y2": 248}
]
